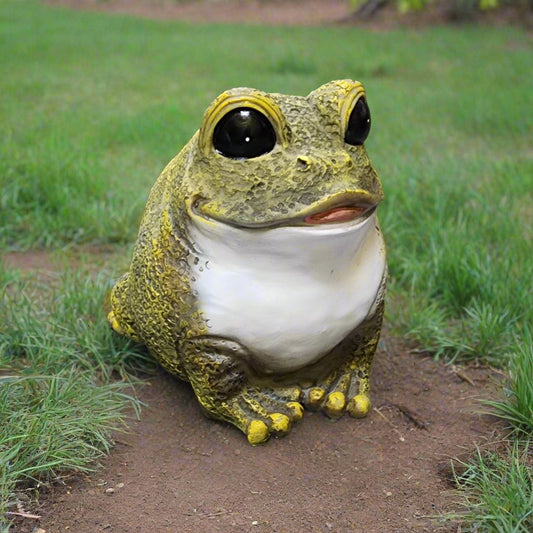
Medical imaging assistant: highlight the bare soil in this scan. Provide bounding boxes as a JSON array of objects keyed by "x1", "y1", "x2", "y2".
[
  {"x1": 26, "y1": 340, "x2": 500, "y2": 532},
  {"x1": 43, "y1": 0, "x2": 533, "y2": 29},
  {"x1": 43, "y1": 0, "x2": 352, "y2": 26},
  {"x1": 6, "y1": 249, "x2": 503, "y2": 532}
]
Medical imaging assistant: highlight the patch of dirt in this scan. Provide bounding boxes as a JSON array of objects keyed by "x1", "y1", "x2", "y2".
[
  {"x1": 44, "y1": 0, "x2": 351, "y2": 26},
  {"x1": 3, "y1": 245, "x2": 130, "y2": 277},
  {"x1": 42, "y1": 0, "x2": 533, "y2": 29},
  {"x1": 15, "y1": 332, "x2": 501, "y2": 532},
  {"x1": 3, "y1": 250, "x2": 62, "y2": 273}
]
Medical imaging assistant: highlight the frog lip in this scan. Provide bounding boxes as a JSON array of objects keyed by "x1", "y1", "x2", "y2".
[
  {"x1": 301, "y1": 203, "x2": 376, "y2": 225},
  {"x1": 188, "y1": 191, "x2": 380, "y2": 229}
]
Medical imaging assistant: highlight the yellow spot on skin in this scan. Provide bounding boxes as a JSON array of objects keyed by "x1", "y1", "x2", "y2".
[
  {"x1": 107, "y1": 311, "x2": 123, "y2": 334},
  {"x1": 308, "y1": 387, "x2": 326, "y2": 408},
  {"x1": 269, "y1": 413, "x2": 291, "y2": 434},
  {"x1": 325, "y1": 392, "x2": 346, "y2": 418},
  {"x1": 287, "y1": 402, "x2": 304, "y2": 422},
  {"x1": 247, "y1": 420, "x2": 270, "y2": 445},
  {"x1": 347, "y1": 394, "x2": 371, "y2": 418}
]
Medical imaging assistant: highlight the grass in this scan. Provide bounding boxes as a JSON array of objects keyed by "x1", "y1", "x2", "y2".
[
  {"x1": 485, "y1": 326, "x2": 533, "y2": 436},
  {"x1": 1, "y1": 0, "x2": 532, "y2": 530},
  {"x1": 451, "y1": 443, "x2": 533, "y2": 532},
  {"x1": 0, "y1": 271, "x2": 151, "y2": 528}
]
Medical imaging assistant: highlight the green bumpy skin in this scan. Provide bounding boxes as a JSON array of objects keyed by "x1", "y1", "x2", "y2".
[{"x1": 107, "y1": 80, "x2": 387, "y2": 445}]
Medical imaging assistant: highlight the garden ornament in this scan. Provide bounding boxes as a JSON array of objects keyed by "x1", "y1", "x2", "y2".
[{"x1": 107, "y1": 80, "x2": 387, "y2": 444}]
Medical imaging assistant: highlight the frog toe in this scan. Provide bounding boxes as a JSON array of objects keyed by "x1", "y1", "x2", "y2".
[
  {"x1": 306, "y1": 387, "x2": 326, "y2": 410},
  {"x1": 244, "y1": 412, "x2": 291, "y2": 445},
  {"x1": 233, "y1": 391, "x2": 304, "y2": 444},
  {"x1": 268, "y1": 412, "x2": 291, "y2": 434},
  {"x1": 247, "y1": 420, "x2": 270, "y2": 445},
  {"x1": 324, "y1": 391, "x2": 347, "y2": 419},
  {"x1": 305, "y1": 388, "x2": 347, "y2": 419},
  {"x1": 346, "y1": 394, "x2": 371, "y2": 418},
  {"x1": 287, "y1": 401, "x2": 304, "y2": 422}
]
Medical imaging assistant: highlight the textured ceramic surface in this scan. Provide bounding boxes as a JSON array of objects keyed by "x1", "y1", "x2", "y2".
[{"x1": 108, "y1": 80, "x2": 387, "y2": 444}]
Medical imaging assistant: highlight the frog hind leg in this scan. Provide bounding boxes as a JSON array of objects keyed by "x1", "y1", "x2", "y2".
[
  {"x1": 303, "y1": 299, "x2": 385, "y2": 420},
  {"x1": 180, "y1": 336, "x2": 303, "y2": 445}
]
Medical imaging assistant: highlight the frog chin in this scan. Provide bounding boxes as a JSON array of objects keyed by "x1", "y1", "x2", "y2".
[{"x1": 185, "y1": 202, "x2": 386, "y2": 374}]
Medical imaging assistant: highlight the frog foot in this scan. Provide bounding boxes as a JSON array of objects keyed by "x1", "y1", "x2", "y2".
[
  {"x1": 225, "y1": 387, "x2": 304, "y2": 445},
  {"x1": 181, "y1": 336, "x2": 303, "y2": 445},
  {"x1": 304, "y1": 386, "x2": 370, "y2": 420},
  {"x1": 303, "y1": 367, "x2": 371, "y2": 420}
]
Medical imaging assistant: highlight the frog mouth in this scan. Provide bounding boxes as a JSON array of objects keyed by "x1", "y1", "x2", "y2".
[
  {"x1": 188, "y1": 191, "x2": 380, "y2": 229},
  {"x1": 303, "y1": 204, "x2": 376, "y2": 225}
]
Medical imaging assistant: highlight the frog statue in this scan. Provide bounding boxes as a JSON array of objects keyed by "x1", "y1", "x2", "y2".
[{"x1": 107, "y1": 79, "x2": 387, "y2": 444}]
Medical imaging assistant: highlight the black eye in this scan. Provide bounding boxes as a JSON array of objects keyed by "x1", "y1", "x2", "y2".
[
  {"x1": 344, "y1": 97, "x2": 371, "y2": 146},
  {"x1": 213, "y1": 107, "x2": 276, "y2": 159}
]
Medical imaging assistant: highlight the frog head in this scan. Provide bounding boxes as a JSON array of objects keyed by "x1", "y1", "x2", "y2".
[{"x1": 177, "y1": 79, "x2": 383, "y2": 229}]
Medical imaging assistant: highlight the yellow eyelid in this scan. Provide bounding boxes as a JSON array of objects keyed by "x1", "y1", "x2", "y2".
[
  {"x1": 308, "y1": 79, "x2": 367, "y2": 139},
  {"x1": 198, "y1": 89, "x2": 288, "y2": 155},
  {"x1": 339, "y1": 82, "x2": 367, "y2": 135}
]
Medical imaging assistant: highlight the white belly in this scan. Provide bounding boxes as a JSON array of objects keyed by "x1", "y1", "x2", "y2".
[{"x1": 187, "y1": 213, "x2": 386, "y2": 374}]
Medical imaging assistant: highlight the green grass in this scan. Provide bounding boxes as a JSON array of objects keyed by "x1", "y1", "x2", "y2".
[
  {"x1": 0, "y1": 271, "x2": 151, "y2": 528},
  {"x1": 451, "y1": 443, "x2": 533, "y2": 532},
  {"x1": 485, "y1": 326, "x2": 533, "y2": 436},
  {"x1": 1, "y1": 0, "x2": 532, "y2": 530}
]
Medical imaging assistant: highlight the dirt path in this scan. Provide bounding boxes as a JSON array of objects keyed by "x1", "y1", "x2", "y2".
[
  {"x1": 25, "y1": 334, "x2": 498, "y2": 532},
  {"x1": 41, "y1": 0, "x2": 533, "y2": 29},
  {"x1": 43, "y1": 0, "x2": 351, "y2": 26}
]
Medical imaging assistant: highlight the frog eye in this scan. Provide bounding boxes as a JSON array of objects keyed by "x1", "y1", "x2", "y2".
[
  {"x1": 344, "y1": 97, "x2": 371, "y2": 146},
  {"x1": 213, "y1": 107, "x2": 276, "y2": 159}
]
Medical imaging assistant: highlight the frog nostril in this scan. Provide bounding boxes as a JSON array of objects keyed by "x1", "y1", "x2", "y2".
[{"x1": 297, "y1": 156, "x2": 311, "y2": 170}]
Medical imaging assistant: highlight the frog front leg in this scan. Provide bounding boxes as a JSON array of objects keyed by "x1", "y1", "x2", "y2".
[
  {"x1": 302, "y1": 299, "x2": 385, "y2": 420},
  {"x1": 180, "y1": 336, "x2": 304, "y2": 445}
]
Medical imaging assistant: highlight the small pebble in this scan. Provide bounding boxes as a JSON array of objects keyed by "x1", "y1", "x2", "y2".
[{"x1": 105, "y1": 488, "x2": 115, "y2": 495}]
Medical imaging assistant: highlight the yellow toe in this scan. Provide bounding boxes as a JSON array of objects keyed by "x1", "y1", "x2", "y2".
[
  {"x1": 308, "y1": 387, "x2": 325, "y2": 409},
  {"x1": 269, "y1": 413, "x2": 291, "y2": 434},
  {"x1": 287, "y1": 402, "x2": 304, "y2": 422},
  {"x1": 247, "y1": 420, "x2": 270, "y2": 445},
  {"x1": 324, "y1": 391, "x2": 346, "y2": 418},
  {"x1": 347, "y1": 394, "x2": 371, "y2": 418}
]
